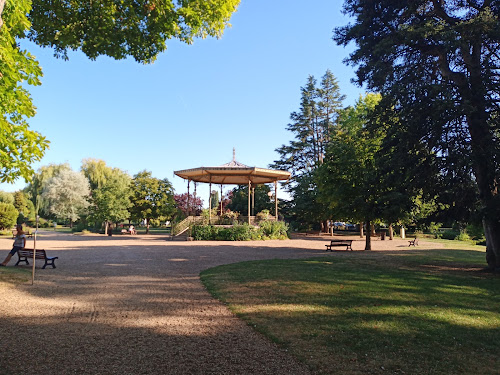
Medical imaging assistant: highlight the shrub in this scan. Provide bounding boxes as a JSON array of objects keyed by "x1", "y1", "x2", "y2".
[
  {"x1": 191, "y1": 222, "x2": 289, "y2": 241},
  {"x1": 229, "y1": 224, "x2": 254, "y2": 241},
  {"x1": 222, "y1": 210, "x2": 239, "y2": 224},
  {"x1": 465, "y1": 223, "x2": 484, "y2": 240},
  {"x1": 192, "y1": 225, "x2": 218, "y2": 240},
  {"x1": 455, "y1": 231, "x2": 472, "y2": 242},
  {"x1": 71, "y1": 222, "x2": 87, "y2": 232},
  {"x1": 427, "y1": 222, "x2": 442, "y2": 238},
  {"x1": 256, "y1": 210, "x2": 271, "y2": 222},
  {"x1": 38, "y1": 218, "x2": 50, "y2": 228},
  {"x1": 259, "y1": 220, "x2": 289, "y2": 239},
  {"x1": 441, "y1": 229, "x2": 459, "y2": 240}
]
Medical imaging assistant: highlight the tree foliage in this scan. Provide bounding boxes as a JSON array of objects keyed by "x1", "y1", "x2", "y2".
[
  {"x1": 24, "y1": 163, "x2": 71, "y2": 217},
  {"x1": 85, "y1": 161, "x2": 132, "y2": 227},
  {"x1": 226, "y1": 184, "x2": 272, "y2": 216},
  {"x1": 335, "y1": 1, "x2": 500, "y2": 268},
  {"x1": 129, "y1": 171, "x2": 175, "y2": 233},
  {"x1": 27, "y1": 0, "x2": 241, "y2": 63},
  {"x1": 41, "y1": 168, "x2": 90, "y2": 225},
  {"x1": 0, "y1": 190, "x2": 14, "y2": 204},
  {"x1": 0, "y1": 0, "x2": 239, "y2": 184},
  {"x1": 173, "y1": 193, "x2": 203, "y2": 217},
  {"x1": 271, "y1": 70, "x2": 345, "y2": 228},
  {"x1": 317, "y1": 94, "x2": 383, "y2": 249},
  {"x1": 0, "y1": 201, "x2": 17, "y2": 229},
  {"x1": 0, "y1": 0, "x2": 48, "y2": 183}
]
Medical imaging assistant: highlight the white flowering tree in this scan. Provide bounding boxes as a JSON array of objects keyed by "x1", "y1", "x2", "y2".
[{"x1": 42, "y1": 169, "x2": 90, "y2": 227}]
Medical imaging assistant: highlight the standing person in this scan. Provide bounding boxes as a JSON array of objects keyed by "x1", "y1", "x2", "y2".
[{"x1": 1, "y1": 224, "x2": 26, "y2": 266}]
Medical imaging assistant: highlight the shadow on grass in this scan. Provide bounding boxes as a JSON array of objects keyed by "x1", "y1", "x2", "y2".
[{"x1": 201, "y1": 252, "x2": 500, "y2": 375}]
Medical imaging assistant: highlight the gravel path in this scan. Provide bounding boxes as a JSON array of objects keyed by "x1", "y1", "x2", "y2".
[{"x1": 0, "y1": 232, "x2": 434, "y2": 374}]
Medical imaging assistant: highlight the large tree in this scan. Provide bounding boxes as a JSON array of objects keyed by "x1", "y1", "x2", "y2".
[
  {"x1": 24, "y1": 163, "x2": 71, "y2": 217},
  {"x1": 0, "y1": 0, "x2": 239, "y2": 183},
  {"x1": 42, "y1": 168, "x2": 90, "y2": 226},
  {"x1": 335, "y1": 1, "x2": 500, "y2": 269},
  {"x1": 272, "y1": 70, "x2": 345, "y2": 230},
  {"x1": 129, "y1": 171, "x2": 175, "y2": 234},
  {"x1": 317, "y1": 94, "x2": 384, "y2": 250},
  {"x1": 27, "y1": 0, "x2": 241, "y2": 63},
  {"x1": 0, "y1": 0, "x2": 48, "y2": 183},
  {"x1": 82, "y1": 159, "x2": 132, "y2": 232}
]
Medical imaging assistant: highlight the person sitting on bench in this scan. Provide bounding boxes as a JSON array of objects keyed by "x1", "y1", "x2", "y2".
[{"x1": 1, "y1": 224, "x2": 26, "y2": 267}]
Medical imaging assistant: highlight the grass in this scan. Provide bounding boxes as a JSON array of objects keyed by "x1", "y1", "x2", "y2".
[
  {"x1": 201, "y1": 244, "x2": 500, "y2": 375},
  {"x1": 0, "y1": 266, "x2": 31, "y2": 285}
]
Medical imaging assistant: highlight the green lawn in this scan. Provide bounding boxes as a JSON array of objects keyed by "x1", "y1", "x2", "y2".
[
  {"x1": 201, "y1": 246, "x2": 500, "y2": 374},
  {"x1": 0, "y1": 266, "x2": 31, "y2": 285}
]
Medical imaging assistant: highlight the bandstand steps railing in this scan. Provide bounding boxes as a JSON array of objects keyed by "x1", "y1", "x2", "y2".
[
  {"x1": 172, "y1": 215, "x2": 279, "y2": 236},
  {"x1": 172, "y1": 216, "x2": 204, "y2": 236}
]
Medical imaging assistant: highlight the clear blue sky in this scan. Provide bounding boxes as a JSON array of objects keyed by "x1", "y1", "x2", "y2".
[{"x1": 1, "y1": 0, "x2": 365, "y2": 204}]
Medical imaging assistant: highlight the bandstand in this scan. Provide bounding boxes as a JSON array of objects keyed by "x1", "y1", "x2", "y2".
[{"x1": 174, "y1": 149, "x2": 291, "y2": 224}]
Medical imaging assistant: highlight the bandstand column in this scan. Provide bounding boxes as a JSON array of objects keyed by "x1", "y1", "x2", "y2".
[
  {"x1": 209, "y1": 177, "x2": 212, "y2": 224},
  {"x1": 275, "y1": 180, "x2": 278, "y2": 220},
  {"x1": 248, "y1": 180, "x2": 251, "y2": 225}
]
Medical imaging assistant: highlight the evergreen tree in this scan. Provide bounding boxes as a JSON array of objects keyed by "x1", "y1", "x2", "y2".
[
  {"x1": 335, "y1": 1, "x2": 500, "y2": 269},
  {"x1": 272, "y1": 70, "x2": 345, "y2": 229}
]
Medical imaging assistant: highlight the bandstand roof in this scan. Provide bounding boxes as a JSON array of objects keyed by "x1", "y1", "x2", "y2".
[{"x1": 174, "y1": 150, "x2": 290, "y2": 185}]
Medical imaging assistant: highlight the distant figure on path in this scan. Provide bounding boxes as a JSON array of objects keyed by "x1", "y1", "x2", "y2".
[{"x1": 1, "y1": 224, "x2": 26, "y2": 266}]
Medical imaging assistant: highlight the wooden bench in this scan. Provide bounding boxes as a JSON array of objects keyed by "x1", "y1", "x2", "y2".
[
  {"x1": 325, "y1": 239, "x2": 353, "y2": 251},
  {"x1": 408, "y1": 238, "x2": 419, "y2": 247},
  {"x1": 15, "y1": 248, "x2": 58, "y2": 269}
]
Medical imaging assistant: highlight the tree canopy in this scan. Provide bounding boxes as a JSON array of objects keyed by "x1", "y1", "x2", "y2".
[
  {"x1": 41, "y1": 168, "x2": 90, "y2": 225},
  {"x1": 129, "y1": 171, "x2": 175, "y2": 233},
  {"x1": 0, "y1": 0, "x2": 48, "y2": 183},
  {"x1": 335, "y1": 0, "x2": 500, "y2": 269},
  {"x1": 83, "y1": 160, "x2": 132, "y2": 229},
  {"x1": 271, "y1": 70, "x2": 345, "y2": 230},
  {"x1": 0, "y1": 0, "x2": 239, "y2": 184},
  {"x1": 317, "y1": 93, "x2": 383, "y2": 249},
  {"x1": 28, "y1": 0, "x2": 241, "y2": 63}
]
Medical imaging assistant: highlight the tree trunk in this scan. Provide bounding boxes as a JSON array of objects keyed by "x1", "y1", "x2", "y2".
[
  {"x1": 322, "y1": 220, "x2": 329, "y2": 233},
  {"x1": 364, "y1": 219, "x2": 371, "y2": 250},
  {"x1": 389, "y1": 224, "x2": 394, "y2": 240},
  {"x1": 444, "y1": 50, "x2": 500, "y2": 270},
  {"x1": 484, "y1": 218, "x2": 500, "y2": 270},
  {"x1": 359, "y1": 222, "x2": 364, "y2": 238}
]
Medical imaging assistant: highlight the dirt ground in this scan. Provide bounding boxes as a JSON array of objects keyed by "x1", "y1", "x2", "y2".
[{"x1": 0, "y1": 231, "x2": 440, "y2": 375}]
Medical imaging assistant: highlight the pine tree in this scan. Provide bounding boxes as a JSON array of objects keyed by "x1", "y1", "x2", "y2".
[{"x1": 272, "y1": 70, "x2": 345, "y2": 229}]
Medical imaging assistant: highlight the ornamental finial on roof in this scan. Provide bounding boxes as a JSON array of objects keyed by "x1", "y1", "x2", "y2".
[{"x1": 233, "y1": 147, "x2": 236, "y2": 162}]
